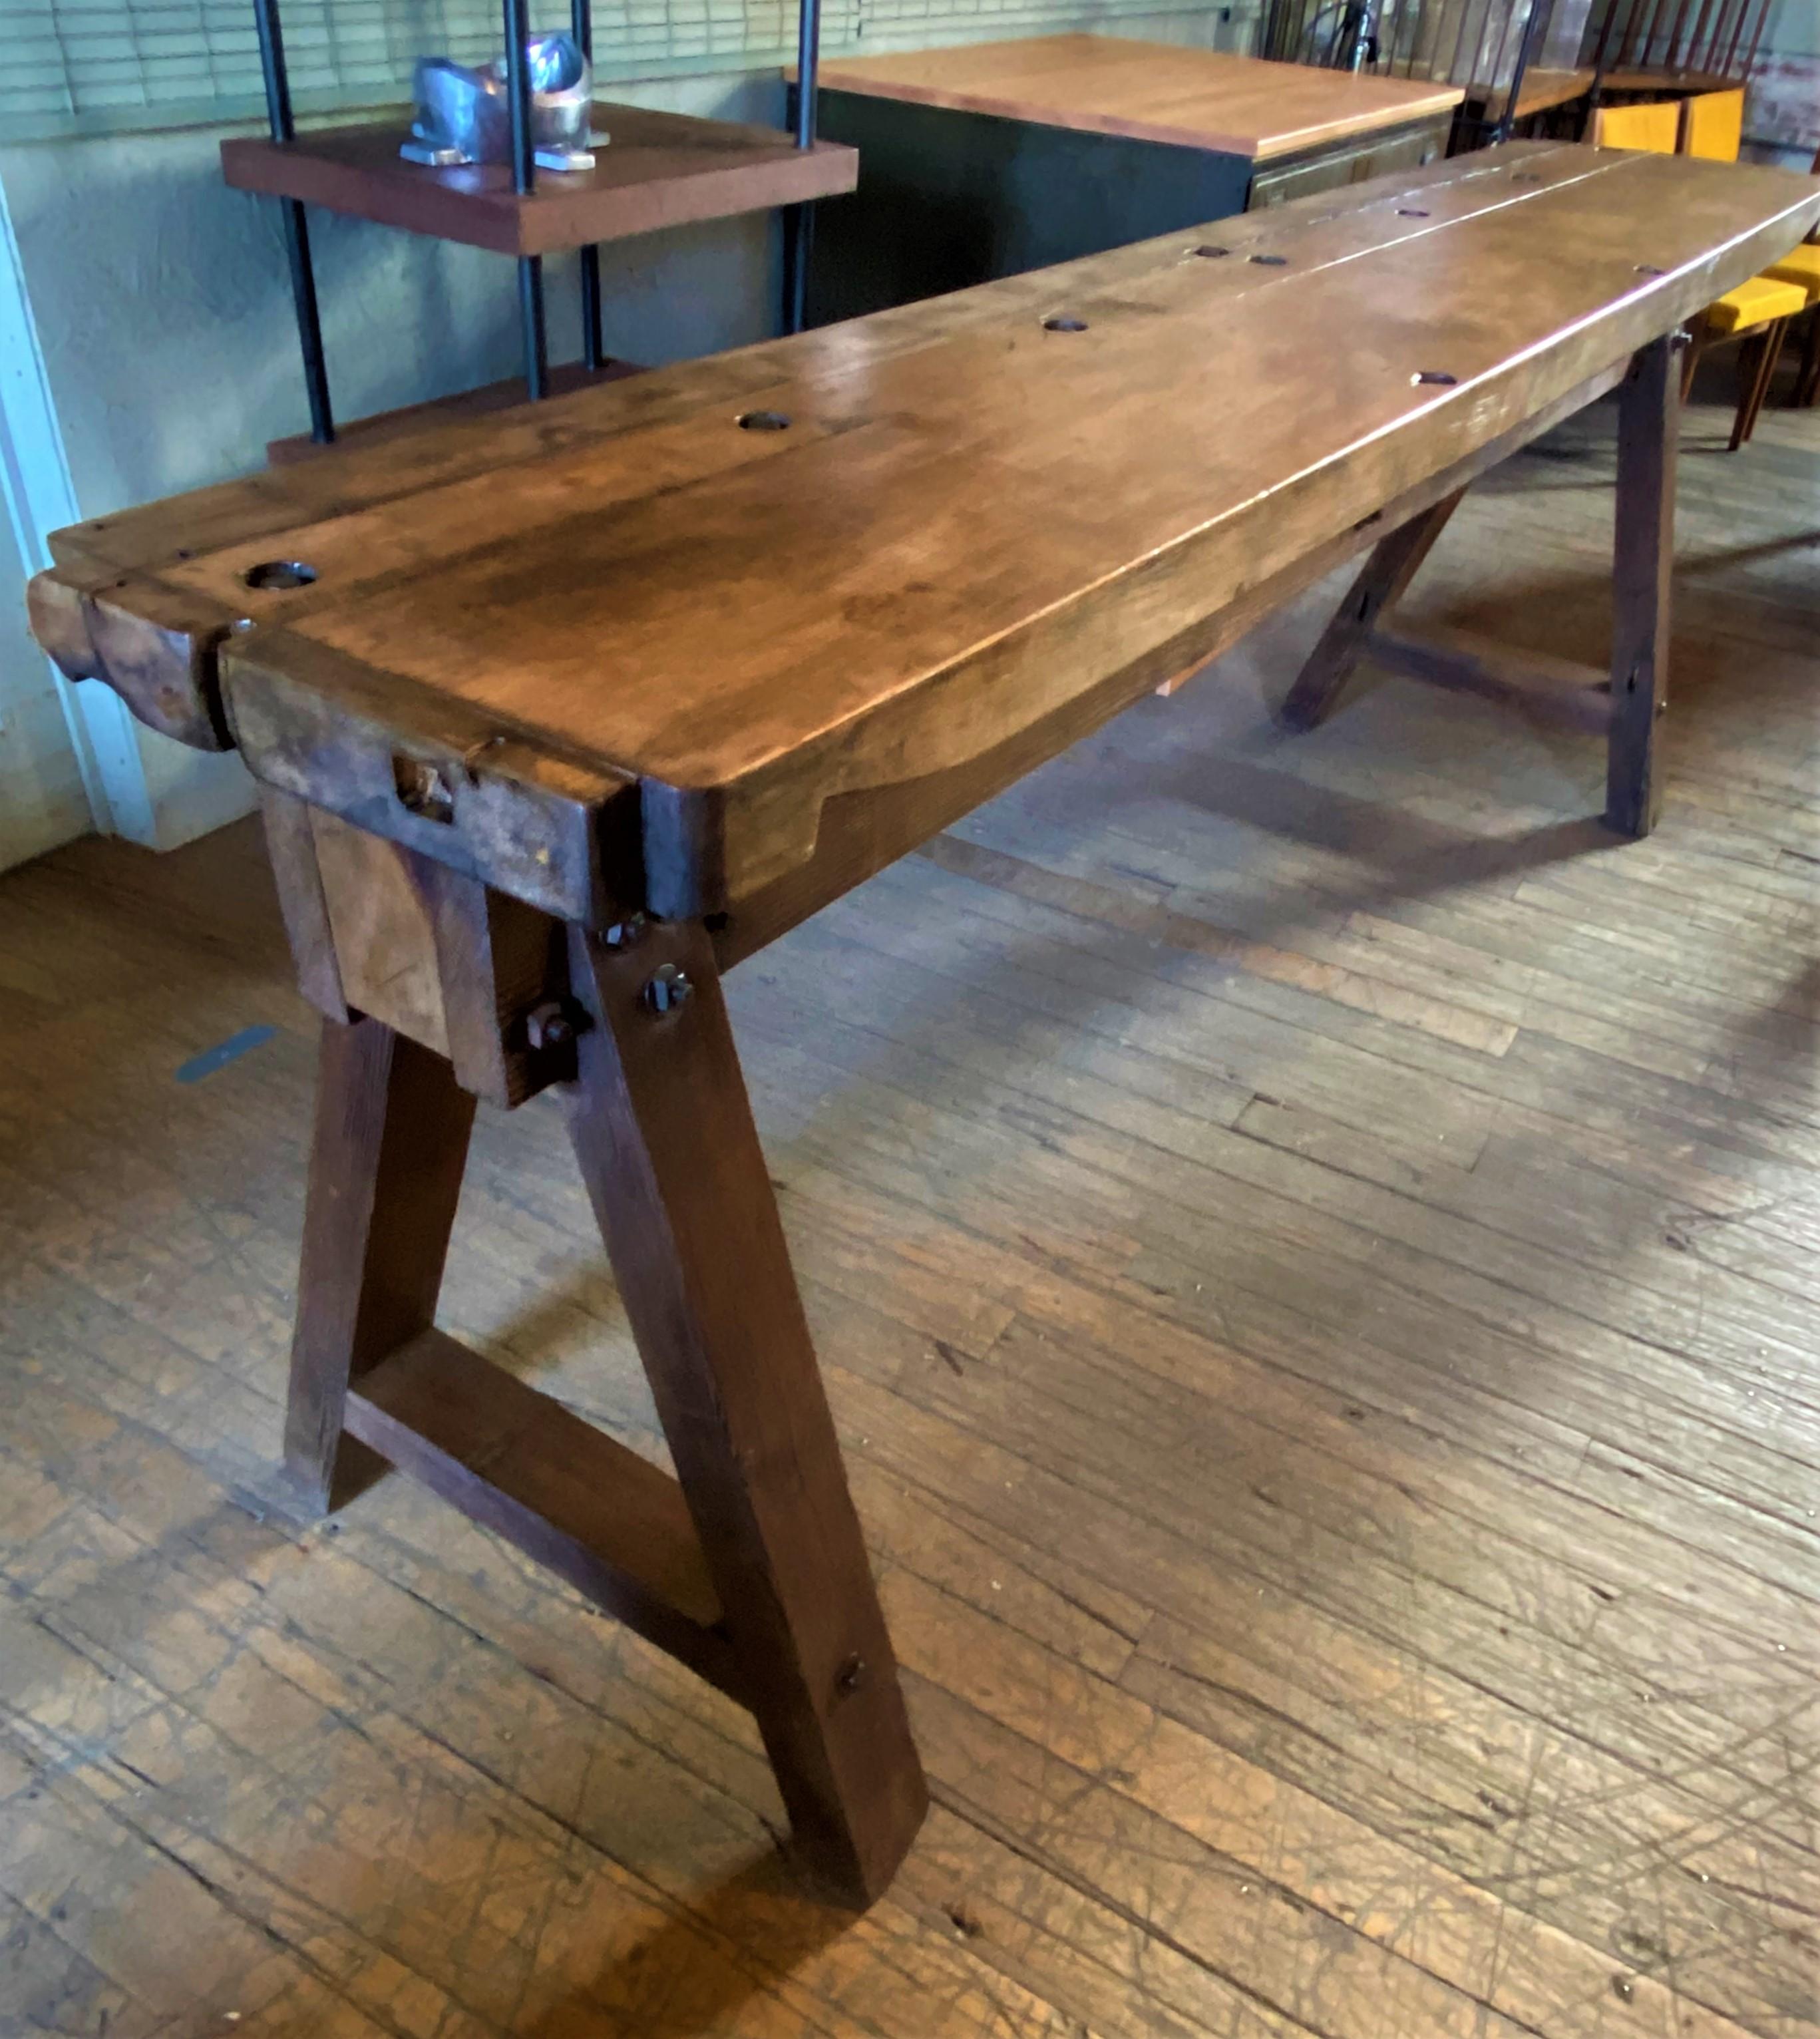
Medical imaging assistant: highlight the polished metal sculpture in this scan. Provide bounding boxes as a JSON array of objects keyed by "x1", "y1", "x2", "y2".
[{"x1": 402, "y1": 33, "x2": 602, "y2": 170}]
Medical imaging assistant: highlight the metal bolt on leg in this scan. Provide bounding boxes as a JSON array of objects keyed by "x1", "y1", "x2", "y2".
[
  {"x1": 642, "y1": 964, "x2": 693, "y2": 1015},
  {"x1": 525, "y1": 999, "x2": 587, "y2": 1050}
]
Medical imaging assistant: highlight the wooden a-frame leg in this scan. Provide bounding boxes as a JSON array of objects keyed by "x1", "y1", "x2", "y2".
[
  {"x1": 1606, "y1": 333, "x2": 1679, "y2": 838},
  {"x1": 1278, "y1": 488, "x2": 1467, "y2": 731},
  {"x1": 284, "y1": 1016, "x2": 476, "y2": 1513},
  {"x1": 561, "y1": 918, "x2": 928, "y2": 1906}
]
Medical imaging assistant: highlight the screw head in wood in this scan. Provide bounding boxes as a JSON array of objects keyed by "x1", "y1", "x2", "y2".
[
  {"x1": 1191, "y1": 244, "x2": 1230, "y2": 258},
  {"x1": 835, "y1": 1653, "x2": 868, "y2": 1696},
  {"x1": 641, "y1": 964, "x2": 693, "y2": 1015}
]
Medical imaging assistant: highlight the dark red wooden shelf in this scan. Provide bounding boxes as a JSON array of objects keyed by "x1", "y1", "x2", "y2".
[{"x1": 223, "y1": 102, "x2": 858, "y2": 257}]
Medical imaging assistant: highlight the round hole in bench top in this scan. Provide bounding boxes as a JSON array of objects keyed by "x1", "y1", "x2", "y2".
[
  {"x1": 1635, "y1": 264, "x2": 1666, "y2": 276},
  {"x1": 1192, "y1": 244, "x2": 1230, "y2": 258},
  {"x1": 1411, "y1": 370, "x2": 1459, "y2": 387},
  {"x1": 1249, "y1": 253, "x2": 1287, "y2": 266},
  {"x1": 242, "y1": 560, "x2": 317, "y2": 591},
  {"x1": 1397, "y1": 208, "x2": 1431, "y2": 217},
  {"x1": 738, "y1": 410, "x2": 791, "y2": 432},
  {"x1": 1510, "y1": 171, "x2": 1542, "y2": 182},
  {"x1": 1043, "y1": 315, "x2": 1089, "y2": 332}
]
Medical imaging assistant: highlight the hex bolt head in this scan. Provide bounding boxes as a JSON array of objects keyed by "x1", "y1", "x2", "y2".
[
  {"x1": 641, "y1": 964, "x2": 693, "y2": 1016},
  {"x1": 604, "y1": 912, "x2": 648, "y2": 950},
  {"x1": 525, "y1": 1000, "x2": 583, "y2": 1051},
  {"x1": 835, "y1": 1654, "x2": 868, "y2": 1696}
]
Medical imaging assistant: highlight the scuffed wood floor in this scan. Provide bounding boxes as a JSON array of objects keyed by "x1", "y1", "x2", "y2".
[{"x1": 1, "y1": 376, "x2": 1816, "y2": 2038}]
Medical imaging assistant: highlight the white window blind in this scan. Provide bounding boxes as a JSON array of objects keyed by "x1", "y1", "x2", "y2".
[{"x1": 1, "y1": 0, "x2": 1212, "y2": 140}]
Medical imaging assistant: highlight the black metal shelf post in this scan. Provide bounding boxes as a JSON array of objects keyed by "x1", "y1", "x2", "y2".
[
  {"x1": 252, "y1": 0, "x2": 335, "y2": 441},
  {"x1": 251, "y1": 0, "x2": 823, "y2": 428},
  {"x1": 502, "y1": 0, "x2": 550, "y2": 397},
  {"x1": 781, "y1": 0, "x2": 822, "y2": 333},
  {"x1": 572, "y1": 0, "x2": 605, "y2": 369}
]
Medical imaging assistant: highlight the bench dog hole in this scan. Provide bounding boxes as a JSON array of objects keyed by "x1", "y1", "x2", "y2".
[{"x1": 242, "y1": 560, "x2": 317, "y2": 591}]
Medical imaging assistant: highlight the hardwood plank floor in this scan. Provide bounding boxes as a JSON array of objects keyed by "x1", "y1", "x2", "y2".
[{"x1": 1, "y1": 373, "x2": 1815, "y2": 2038}]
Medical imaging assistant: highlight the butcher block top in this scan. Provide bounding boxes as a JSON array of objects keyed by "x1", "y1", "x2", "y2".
[
  {"x1": 792, "y1": 34, "x2": 1466, "y2": 160},
  {"x1": 31, "y1": 145, "x2": 1820, "y2": 928}
]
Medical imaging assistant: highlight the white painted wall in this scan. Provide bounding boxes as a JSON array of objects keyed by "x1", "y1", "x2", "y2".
[{"x1": 0, "y1": 500, "x2": 89, "y2": 872}]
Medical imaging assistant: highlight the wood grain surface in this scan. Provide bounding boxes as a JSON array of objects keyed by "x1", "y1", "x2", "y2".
[
  {"x1": 3, "y1": 369, "x2": 1817, "y2": 2033},
  {"x1": 31, "y1": 144, "x2": 1820, "y2": 925},
  {"x1": 793, "y1": 35, "x2": 1465, "y2": 158}
]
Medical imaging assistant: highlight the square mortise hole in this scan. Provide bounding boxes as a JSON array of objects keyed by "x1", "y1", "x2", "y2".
[{"x1": 393, "y1": 754, "x2": 456, "y2": 823}]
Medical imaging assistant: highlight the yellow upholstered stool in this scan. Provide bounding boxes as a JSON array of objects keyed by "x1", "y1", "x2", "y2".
[
  {"x1": 1590, "y1": 100, "x2": 1682, "y2": 151},
  {"x1": 1684, "y1": 276, "x2": 1809, "y2": 446},
  {"x1": 1679, "y1": 87, "x2": 1744, "y2": 161},
  {"x1": 1596, "y1": 90, "x2": 1809, "y2": 445},
  {"x1": 1763, "y1": 243, "x2": 1820, "y2": 409}
]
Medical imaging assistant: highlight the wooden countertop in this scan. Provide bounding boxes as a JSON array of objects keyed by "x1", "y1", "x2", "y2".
[
  {"x1": 37, "y1": 146, "x2": 1820, "y2": 925},
  {"x1": 793, "y1": 35, "x2": 1465, "y2": 161}
]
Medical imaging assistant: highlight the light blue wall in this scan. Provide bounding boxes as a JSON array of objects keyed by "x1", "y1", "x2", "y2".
[
  {"x1": 2, "y1": 70, "x2": 790, "y2": 512},
  {"x1": 0, "y1": 69, "x2": 792, "y2": 840}
]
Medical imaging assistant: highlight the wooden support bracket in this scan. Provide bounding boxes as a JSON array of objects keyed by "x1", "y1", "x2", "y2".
[
  {"x1": 346, "y1": 1328, "x2": 741, "y2": 1698},
  {"x1": 1362, "y1": 622, "x2": 1614, "y2": 732},
  {"x1": 1282, "y1": 339, "x2": 1680, "y2": 838},
  {"x1": 281, "y1": 910, "x2": 927, "y2": 1907}
]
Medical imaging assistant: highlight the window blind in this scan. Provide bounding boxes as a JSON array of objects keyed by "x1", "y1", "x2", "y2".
[{"x1": 0, "y1": 0, "x2": 1212, "y2": 140}]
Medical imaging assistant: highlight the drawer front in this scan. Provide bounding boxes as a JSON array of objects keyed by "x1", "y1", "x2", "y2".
[{"x1": 1246, "y1": 116, "x2": 1450, "y2": 210}]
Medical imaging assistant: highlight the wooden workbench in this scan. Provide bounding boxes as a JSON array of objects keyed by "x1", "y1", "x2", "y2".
[
  {"x1": 29, "y1": 141, "x2": 1820, "y2": 1911},
  {"x1": 791, "y1": 35, "x2": 1464, "y2": 322}
]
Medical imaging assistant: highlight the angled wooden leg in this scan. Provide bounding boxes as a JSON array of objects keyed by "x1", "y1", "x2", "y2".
[
  {"x1": 1278, "y1": 488, "x2": 1466, "y2": 731},
  {"x1": 284, "y1": 1016, "x2": 476, "y2": 1513},
  {"x1": 1606, "y1": 335, "x2": 1679, "y2": 838},
  {"x1": 1731, "y1": 319, "x2": 1788, "y2": 450},
  {"x1": 561, "y1": 919, "x2": 927, "y2": 1905}
]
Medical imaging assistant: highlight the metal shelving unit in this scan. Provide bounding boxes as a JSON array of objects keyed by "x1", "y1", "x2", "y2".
[{"x1": 244, "y1": 0, "x2": 842, "y2": 442}]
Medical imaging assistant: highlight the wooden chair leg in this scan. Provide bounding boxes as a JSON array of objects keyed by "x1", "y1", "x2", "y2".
[
  {"x1": 1606, "y1": 334, "x2": 1678, "y2": 838},
  {"x1": 1797, "y1": 307, "x2": 1820, "y2": 408},
  {"x1": 561, "y1": 918, "x2": 927, "y2": 1905},
  {"x1": 1277, "y1": 487, "x2": 1466, "y2": 731},
  {"x1": 1679, "y1": 310, "x2": 1708, "y2": 402},
  {"x1": 1731, "y1": 319, "x2": 1788, "y2": 451},
  {"x1": 284, "y1": 1016, "x2": 477, "y2": 1513}
]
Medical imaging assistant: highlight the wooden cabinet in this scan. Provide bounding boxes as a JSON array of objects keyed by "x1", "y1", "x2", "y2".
[
  {"x1": 801, "y1": 37, "x2": 1461, "y2": 325},
  {"x1": 1247, "y1": 118, "x2": 1448, "y2": 207}
]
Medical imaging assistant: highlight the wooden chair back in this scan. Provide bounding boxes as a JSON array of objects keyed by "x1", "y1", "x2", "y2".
[
  {"x1": 1680, "y1": 88, "x2": 1745, "y2": 161},
  {"x1": 1592, "y1": 100, "x2": 1681, "y2": 152}
]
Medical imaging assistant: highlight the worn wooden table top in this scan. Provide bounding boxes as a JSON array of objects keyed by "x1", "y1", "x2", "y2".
[
  {"x1": 791, "y1": 35, "x2": 1465, "y2": 160},
  {"x1": 34, "y1": 144, "x2": 1820, "y2": 930}
]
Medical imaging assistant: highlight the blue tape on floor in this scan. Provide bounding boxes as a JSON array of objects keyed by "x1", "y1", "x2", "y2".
[{"x1": 175, "y1": 1023, "x2": 277, "y2": 1085}]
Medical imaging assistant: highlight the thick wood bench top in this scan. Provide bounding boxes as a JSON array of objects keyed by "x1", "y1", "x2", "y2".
[
  {"x1": 33, "y1": 144, "x2": 1820, "y2": 931},
  {"x1": 792, "y1": 35, "x2": 1465, "y2": 160}
]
